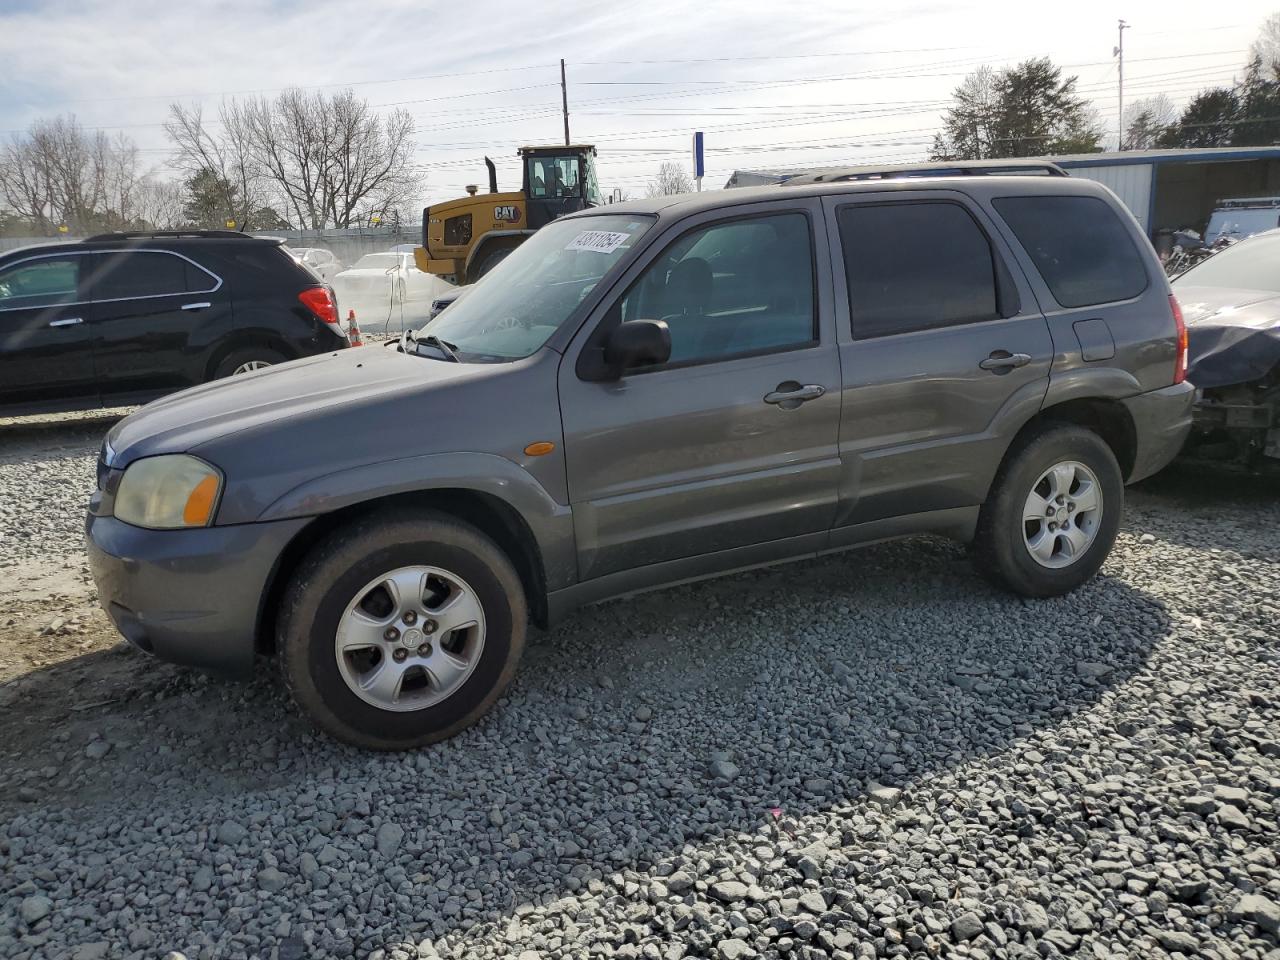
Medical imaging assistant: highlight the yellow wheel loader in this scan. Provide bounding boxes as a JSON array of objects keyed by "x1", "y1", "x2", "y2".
[{"x1": 414, "y1": 145, "x2": 601, "y2": 285}]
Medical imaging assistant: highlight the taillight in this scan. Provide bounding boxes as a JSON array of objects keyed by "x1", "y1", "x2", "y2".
[
  {"x1": 1169, "y1": 293, "x2": 1188, "y2": 385},
  {"x1": 298, "y1": 286, "x2": 339, "y2": 327}
]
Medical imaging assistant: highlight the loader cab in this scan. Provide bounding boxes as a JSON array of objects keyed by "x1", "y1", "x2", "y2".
[{"x1": 521, "y1": 145, "x2": 601, "y2": 229}]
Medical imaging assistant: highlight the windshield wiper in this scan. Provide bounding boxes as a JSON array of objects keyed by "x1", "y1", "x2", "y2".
[{"x1": 419, "y1": 334, "x2": 460, "y2": 362}]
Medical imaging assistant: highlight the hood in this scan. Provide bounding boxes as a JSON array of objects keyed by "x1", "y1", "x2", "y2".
[
  {"x1": 106, "y1": 345, "x2": 483, "y2": 467},
  {"x1": 1174, "y1": 284, "x2": 1280, "y2": 390},
  {"x1": 335, "y1": 268, "x2": 396, "y2": 280}
]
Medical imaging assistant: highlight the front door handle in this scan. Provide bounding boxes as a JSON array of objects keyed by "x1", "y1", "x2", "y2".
[
  {"x1": 764, "y1": 382, "x2": 825, "y2": 409},
  {"x1": 181, "y1": 301, "x2": 212, "y2": 312},
  {"x1": 48, "y1": 317, "x2": 83, "y2": 328},
  {"x1": 979, "y1": 351, "x2": 1032, "y2": 373}
]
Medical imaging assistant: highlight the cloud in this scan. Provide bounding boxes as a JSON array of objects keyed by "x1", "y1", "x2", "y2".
[{"x1": 0, "y1": 0, "x2": 1267, "y2": 201}]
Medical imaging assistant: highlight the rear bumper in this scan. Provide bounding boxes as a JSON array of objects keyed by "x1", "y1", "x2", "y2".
[
  {"x1": 1121, "y1": 381, "x2": 1195, "y2": 482},
  {"x1": 86, "y1": 513, "x2": 309, "y2": 675}
]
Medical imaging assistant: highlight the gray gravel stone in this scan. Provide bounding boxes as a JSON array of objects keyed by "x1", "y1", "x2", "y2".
[
  {"x1": 709, "y1": 759, "x2": 740, "y2": 781},
  {"x1": 951, "y1": 912, "x2": 983, "y2": 941},
  {"x1": 709, "y1": 880, "x2": 749, "y2": 904},
  {"x1": 18, "y1": 896, "x2": 51, "y2": 925},
  {"x1": 1155, "y1": 930, "x2": 1201, "y2": 953},
  {"x1": 257, "y1": 867, "x2": 287, "y2": 892},
  {"x1": 716, "y1": 938, "x2": 753, "y2": 960},
  {"x1": 1234, "y1": 894, "x2": 1280, "y2": 934},
  {"x1": 215, "y1": 820, "x2": 247, "y2": 845},
  {"x1": 376, "y1": 822, "x2": 405, "y2": 857}
]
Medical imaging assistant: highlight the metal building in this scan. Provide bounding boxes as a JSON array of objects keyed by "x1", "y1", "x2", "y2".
[{"x1": 1049, "y1": 147, "x2": 1280, "y2": 237}]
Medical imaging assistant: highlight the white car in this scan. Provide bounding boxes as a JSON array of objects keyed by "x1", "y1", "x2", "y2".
[
  {"x1": 333, "y1": 251, "x2": 437, "y2": 305},
  {"x1": 286, "y1": 247, "x2": 344, "y2": 282}
]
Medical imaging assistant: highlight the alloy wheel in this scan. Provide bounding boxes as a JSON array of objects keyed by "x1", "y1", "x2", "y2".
[
  {"x1": 1021, "y1": 460, "x2": 1104, "y2": 569},
  {"x1": 334, "y1": 565, "x2": 486, "y2": 712}
]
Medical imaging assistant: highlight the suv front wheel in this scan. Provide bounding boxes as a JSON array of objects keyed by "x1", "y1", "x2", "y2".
[
  {"x1": 279, "y1": 511, "x2": 527, "y2": 750},
  {"x1": 973, "y1": 424, "x2": 1123, "y2": 597}
]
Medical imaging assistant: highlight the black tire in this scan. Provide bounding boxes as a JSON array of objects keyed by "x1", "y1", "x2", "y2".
[
  {"x1": 279, "y1": 511, "x2": 527, "y2": 750},
  {"x1": 212, "y1": 347, "x2": 287, "y2": 380},
  {"x1": 472, "y1": 245, "x2": 515, "y2": 281},
  {"x1": 972, "y1": 424, "x2": 1123, "y2": 597}
]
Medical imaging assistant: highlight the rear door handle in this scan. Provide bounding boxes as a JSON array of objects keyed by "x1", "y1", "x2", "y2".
[
  {"x1": 181, "y1": 301, "x2": 212, "y2": 312},
  {"x1": 764, "y1": 382, "x2": 826, "y2": 409},
  {"x1": 979, "y1": 351, "x2": 1032, "y2": 372},
  {"x1": 48, "y1": 317, "x2": 83, "y2": 328}
]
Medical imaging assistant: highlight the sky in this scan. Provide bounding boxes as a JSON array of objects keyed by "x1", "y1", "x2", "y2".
[{"x1": 0, "y1": 0, "x2": 1275, "y2": 207}]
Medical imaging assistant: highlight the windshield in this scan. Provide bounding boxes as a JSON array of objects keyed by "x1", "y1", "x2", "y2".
[
  {"x1": 420, "y1": 214, "x2": 653, "y2": 360},
  {"x1": 1175, "y1": 231, "x2": 1280, "y2": 293},
  {"x1": 354, "y1": 253, "x2": 401, "y2": 269},
  {"x1": 527, "y1": 155, "x2": 581, "y2": 199}
]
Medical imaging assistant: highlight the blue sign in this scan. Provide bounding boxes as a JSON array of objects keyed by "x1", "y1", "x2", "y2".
[{"x1": 692, "y1": 131, "x2": 705, "y2": 179}]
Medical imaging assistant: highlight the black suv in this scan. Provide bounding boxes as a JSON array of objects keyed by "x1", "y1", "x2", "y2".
[{"x1": 0, "y1": 230, "x2": 349, "y2": 413}]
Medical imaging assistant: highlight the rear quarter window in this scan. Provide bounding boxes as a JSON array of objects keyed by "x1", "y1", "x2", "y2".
[{"x1": 993, "y1": 195, "x2": 1148, "y2": 308}]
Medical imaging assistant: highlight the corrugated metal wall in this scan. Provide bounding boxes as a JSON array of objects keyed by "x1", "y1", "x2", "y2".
[{"x1": 1064, "y1": 163, "x2": 1154, "y2": 230}]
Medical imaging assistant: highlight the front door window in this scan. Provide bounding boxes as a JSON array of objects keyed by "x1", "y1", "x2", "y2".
[{"x1": 0, "y1": 257, "x2": 82, "y2": 310}]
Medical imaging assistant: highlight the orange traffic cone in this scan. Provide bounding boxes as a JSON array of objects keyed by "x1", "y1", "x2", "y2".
[{"x1": 346, "y1": 309, "x2": 364, "y2": 347}]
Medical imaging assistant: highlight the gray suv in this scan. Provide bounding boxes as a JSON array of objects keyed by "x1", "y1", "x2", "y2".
[{"x1": 87, "y1": 175, "x2": 1193, "y2": 749}]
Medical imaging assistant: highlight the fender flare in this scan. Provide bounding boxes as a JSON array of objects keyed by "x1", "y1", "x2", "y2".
[{"x1": 255, "y1": 451, "x2": 577, "y2": 591}]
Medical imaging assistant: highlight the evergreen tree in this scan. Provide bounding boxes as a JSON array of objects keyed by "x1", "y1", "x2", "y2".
[{"x1": 933, "y1": 59, "x2": 1101, "y2": 160}]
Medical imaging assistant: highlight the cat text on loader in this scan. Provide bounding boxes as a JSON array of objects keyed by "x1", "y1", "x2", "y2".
[{"x1": 414, "y1": 145, "x2": 602, "y2": 285}]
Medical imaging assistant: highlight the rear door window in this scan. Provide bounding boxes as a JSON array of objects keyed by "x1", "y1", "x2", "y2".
[
  {"x1": 837, "y1": 201, "x2": 1000, "y2": 339},
  {"x1": 993, "y1": 195, "x2": 1148, "y2": 308},
  {"x1": 89, "y1": 251, "x2": 219, "y2": 301}
]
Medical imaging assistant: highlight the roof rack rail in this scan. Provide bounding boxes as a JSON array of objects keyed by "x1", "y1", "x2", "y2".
[
  {"x1": 781, "y1": 159, "x2": 1069, "y2": 186},
  {"x1": 84, "y1": 229, "x2": 253, "y2": 241}
]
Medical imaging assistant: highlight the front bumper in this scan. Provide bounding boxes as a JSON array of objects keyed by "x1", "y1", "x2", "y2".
[
  {"x1": 1121, "y1": 381, "x2": 1196, "y2": 482},
  {"x1": 86, "y1": 513, "x2": 310, "y2": 675}
]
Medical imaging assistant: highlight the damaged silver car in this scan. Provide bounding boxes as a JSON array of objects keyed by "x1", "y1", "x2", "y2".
[{"x1": 1175, "y1": 229, "x2": 1280, "y2": 465}]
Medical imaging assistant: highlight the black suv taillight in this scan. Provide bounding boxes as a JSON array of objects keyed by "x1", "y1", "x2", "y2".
[{"x1": 298, "y1": 286, "x2": 340, "y2": 328}]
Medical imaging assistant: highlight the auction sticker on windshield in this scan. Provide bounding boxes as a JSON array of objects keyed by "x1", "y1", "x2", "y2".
[{"x1": 566, "y1": 230, "x2": 631, "y2": 254}]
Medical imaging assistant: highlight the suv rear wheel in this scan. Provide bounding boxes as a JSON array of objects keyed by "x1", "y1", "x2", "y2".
[
  {"x1": 213, "y1": 347, "x2": 287, "y2": 379},
  {"x1": 279, "y1": 511, "x2": 527, "y2": 750},
  {"x1": 973, "y1": 424, "x2": 1123, "y2": 597}
]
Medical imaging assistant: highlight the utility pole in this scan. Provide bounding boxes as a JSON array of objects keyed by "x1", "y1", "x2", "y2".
[
  {"x1": 560, "y1": 59, "x2": 570, "y2": 146},
  {"x1": 1114, "y1": 19, "x2": 1129, "y2": 150}
]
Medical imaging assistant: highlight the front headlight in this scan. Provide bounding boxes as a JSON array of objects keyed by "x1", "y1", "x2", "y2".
[{"x1": 114, "y1": 455, "x2": 223, "y2": 530}]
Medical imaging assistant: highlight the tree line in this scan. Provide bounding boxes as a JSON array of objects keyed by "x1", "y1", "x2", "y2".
[
  {"x1": 934, "y1": 14, "x2": 1280, "y2": 161},
  {"x1": 0, "y1": 89, "x2": 420, "y2": 237}
]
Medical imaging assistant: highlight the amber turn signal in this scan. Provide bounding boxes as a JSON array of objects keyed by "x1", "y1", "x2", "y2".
[
  {"x1": 523, "y1": 441, "x2": 556, "y2": 457},
  {"x1": 183, "y1": 474, "x2": 221, "y2": 526}
]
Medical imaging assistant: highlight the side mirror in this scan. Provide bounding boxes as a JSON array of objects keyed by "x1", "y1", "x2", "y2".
[{"x1": 601, "y1": 319, "x2": 671, "y2": 377}]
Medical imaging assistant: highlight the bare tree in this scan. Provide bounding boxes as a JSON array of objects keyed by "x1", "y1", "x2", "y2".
[
  {"x1": 0, "y1": 133, "x2": 55, "y2": 232},
  {"x1": 133, "y1": 176, "x2": 187, "y2": 229},
  {"x1": 645, "y1": 161, "x2": 694, "y2": 197},
  {"x1": 932, "y1": 65, "x2": 998, "y2": 160},
  {"x1": 1250, "y1": 11, "x2": 1280, "y2": 73},
  {"x1": 168, "y1": 89, "x2": 419, "y2": 230},
  {"x1": 166, "y1": 102, "x2": 262, "y2": 229},
  {"x1": 0, "y1": 115, "x2": 151, "y2": 234},
  {"x1": 1122, "y1": 94, "x2": 1177, "y2": 149}
]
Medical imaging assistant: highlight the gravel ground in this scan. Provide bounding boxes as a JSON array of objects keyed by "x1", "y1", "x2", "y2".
[{"x1": 0, "y1": 413, "x2": 1278, "y2": 960}]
